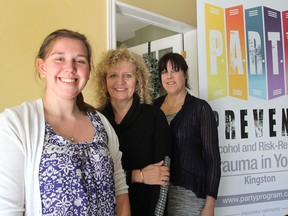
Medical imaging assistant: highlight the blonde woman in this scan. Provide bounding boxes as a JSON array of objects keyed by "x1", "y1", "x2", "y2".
[{"x1": 94, "y1": 47, "x2": 171, "y2": 216}]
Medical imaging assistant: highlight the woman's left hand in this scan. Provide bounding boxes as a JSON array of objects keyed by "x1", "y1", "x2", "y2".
[
  {"x1": 141, "y1": 161, "x2": 170, "y2": 186},
  {"x1": 201, "y1": 196, "x2": 215, "y2": 216}
]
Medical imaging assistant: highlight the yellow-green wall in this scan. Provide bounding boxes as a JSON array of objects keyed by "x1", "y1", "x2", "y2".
[
  {"x1": 0, "y1": 0, "x2": 106, "y2": 111},
  {"x1": 0, "y1": 0, "x2": 196, "y2": 112}
]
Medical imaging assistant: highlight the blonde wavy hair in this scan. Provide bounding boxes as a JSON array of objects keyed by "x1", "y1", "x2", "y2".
[{"x1": 93, "y1": 47, "x2": 152, "y2": 111}]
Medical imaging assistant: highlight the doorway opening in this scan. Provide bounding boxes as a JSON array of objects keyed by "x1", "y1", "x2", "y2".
[{"x1": 107, "y1": 0, "x2": 195, "y2": 49}]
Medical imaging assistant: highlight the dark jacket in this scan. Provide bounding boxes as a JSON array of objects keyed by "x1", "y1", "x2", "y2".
[
  {"x1": 154, "y1": 93, "x2": 221, "y2": 199},
  {"x1": 102, "y1": 94, "x2": 171, "y2": 216}
]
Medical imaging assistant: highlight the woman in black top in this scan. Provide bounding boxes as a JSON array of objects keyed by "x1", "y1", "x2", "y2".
[
  {"x1": 154, "y1": 52, "x2": 221, "y2": 216},
  {"x1": 93, "y1": 47, "x2": 171, "y2": 216}
]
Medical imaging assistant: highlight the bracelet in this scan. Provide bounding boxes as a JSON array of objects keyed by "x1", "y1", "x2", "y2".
[{"x1": 140, "y1": 169, "x2": 144, "y2": 183}]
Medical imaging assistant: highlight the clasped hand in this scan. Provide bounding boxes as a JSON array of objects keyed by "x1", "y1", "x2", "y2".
[{"x1": 141, "y1": 161, "x2": 170, "y2": 186}]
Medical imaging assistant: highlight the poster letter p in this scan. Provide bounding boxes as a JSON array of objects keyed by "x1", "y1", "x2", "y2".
[{"x1": 210, "y1": 30, "x2": 223, "y2": 75}]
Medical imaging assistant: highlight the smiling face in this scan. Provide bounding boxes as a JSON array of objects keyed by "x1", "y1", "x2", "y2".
[
  {"x1": 37, "y1": 37, "x2": 90, "y2": 100},
  {"x1": 106, "y1": 60, "x2": 137, "y2": 105},
  {"x1": 161, "y1": 60, "x2": 187, "y2": 96}
]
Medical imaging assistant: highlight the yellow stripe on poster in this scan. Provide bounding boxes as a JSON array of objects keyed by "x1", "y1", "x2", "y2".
[{"x1": 205, "y1": 3, "x2": 228, "y2": 101}]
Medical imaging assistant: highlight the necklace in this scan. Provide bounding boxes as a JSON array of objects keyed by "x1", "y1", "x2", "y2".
[
  {"x1": 54, "y1": 116, "x2": 76, "y2": 142},
  {"x1": 163, "y1": 98, "x2": 184, "y2": 115},
  {"x1": 45, "y1": 104, "x2": 77, "y2": 142},
  {"x1": 165, "y1": 99, "x2": 184, "y2": 108}
]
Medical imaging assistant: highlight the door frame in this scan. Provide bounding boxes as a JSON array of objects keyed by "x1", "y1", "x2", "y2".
[{"x1": 107, "y1": 0, "x2": 195, "y2": 49}]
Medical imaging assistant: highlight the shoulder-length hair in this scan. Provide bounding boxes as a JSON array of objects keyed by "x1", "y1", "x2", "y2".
[
  {"x1": 158, "y1": 52, "x2": 190, "y2": 89},
  {"x1": 93, "y1": 46, "x2": 152, "y2": 111}
]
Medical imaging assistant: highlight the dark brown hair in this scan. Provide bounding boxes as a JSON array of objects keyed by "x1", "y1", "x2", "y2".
[{"x1": 158, "y1": 52, "x2": 190, "y2": 89}]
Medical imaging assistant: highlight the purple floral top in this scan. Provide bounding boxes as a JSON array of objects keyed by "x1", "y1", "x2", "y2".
[{"x1": 39, "y1": 112, "x2": 116, "y2": 216}]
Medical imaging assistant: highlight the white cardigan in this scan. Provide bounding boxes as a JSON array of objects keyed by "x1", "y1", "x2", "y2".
[{"x1": 0, "y1": 99, "x2": 128, "y2": 216}]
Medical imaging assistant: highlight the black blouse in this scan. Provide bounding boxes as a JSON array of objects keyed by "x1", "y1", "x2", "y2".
[
  {"x1": 102, "y1": 94, "x2": 171, "y2": 216},
  {"x1": 154, "y1": 93, "x2": 221, "y2": 199}
]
